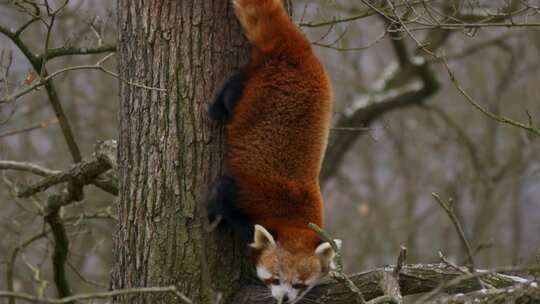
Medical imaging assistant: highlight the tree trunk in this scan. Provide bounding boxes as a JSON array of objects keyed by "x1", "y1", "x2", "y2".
[{"x1": 112, "y1": 1, "x2": 250, "y2": 303}]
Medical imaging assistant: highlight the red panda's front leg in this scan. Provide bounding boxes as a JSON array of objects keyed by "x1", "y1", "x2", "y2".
[
  {"x1": 208, "y1": 70, "x2": 247, "y2": 121},
  {"x1": 207, "y1": 176, "x2": 254, "y2": 242}
]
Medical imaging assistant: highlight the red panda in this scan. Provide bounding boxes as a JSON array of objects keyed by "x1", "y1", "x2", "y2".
[{"x1": 208, "y1": 0, "x2": 339, "y2": 302}]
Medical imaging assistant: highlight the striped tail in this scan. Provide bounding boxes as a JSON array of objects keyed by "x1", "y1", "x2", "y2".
[{"x1": 232, "y1": 0, "x2": 305, "y2": 53}]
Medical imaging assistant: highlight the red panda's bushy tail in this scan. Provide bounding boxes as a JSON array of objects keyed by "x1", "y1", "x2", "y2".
[{"x1": 232, "y1": 0, "x2": 306, "y2": 53}]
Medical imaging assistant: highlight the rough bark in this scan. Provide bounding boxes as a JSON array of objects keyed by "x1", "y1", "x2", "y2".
[
  {"x1": 435, "y1": 283, "x2": 540, "y2": 304},
  {"x1": 233, "y1": 264, "x2": 527, "y2": 304},
  {"x1": 112, "y1": 1, "x2": 250, "y2": 303}
]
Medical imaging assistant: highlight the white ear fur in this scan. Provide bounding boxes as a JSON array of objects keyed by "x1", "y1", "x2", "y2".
[
  {"x1": 250, "y1": 225, "x2": 276, "y2": 250},
  {"x1": 315, "y1": 239, "x2": 342, "y2": 261}
]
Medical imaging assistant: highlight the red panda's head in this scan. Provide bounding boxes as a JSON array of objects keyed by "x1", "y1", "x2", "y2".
[{"x1": 250, "y1": 225, "x2": 341, "y2": 303}]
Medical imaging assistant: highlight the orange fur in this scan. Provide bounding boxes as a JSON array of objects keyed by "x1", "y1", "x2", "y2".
[
  {"x1": 233, "y1": 0, "x2": 311, "y2": 62},
  {"x1": 227, "y1": 0, "x2": 332, "y2": 253}
]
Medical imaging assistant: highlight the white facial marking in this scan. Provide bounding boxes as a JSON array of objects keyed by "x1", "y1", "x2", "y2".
[
  {"x1": 256, "y1": 266, "x2": 272, "y2": 280},
  {"x1": 287, "y1": 286, "x2": 299, "y2": 301},
  {"x1": 271, "y1": 283, "x2": 298, "y2": 302},
  {"x1": 271, "y1": 285, "x2": 285, "y2": 300}
]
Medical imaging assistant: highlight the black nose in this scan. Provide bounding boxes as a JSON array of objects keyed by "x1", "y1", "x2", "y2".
[{"x1": 282, "y1": 295, "x2": 289, "y2": 302}]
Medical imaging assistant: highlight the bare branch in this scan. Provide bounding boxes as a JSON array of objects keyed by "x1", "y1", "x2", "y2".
[
  {"x1": 5, "y1": 229, "x2": 50, "y2": 304},
  {"x1": 429, "y1": 33, "x2": 521, "y2": 62},
  {"x1": 432, "y1": 193, "x2": 476, "y2": 270},
  {"x1": 0, "y1": 286, "x2": 193, "y2": 304},
  {"x1": 66, "y1": 259, "x2": 107, "y2": 289},
  {"x1": 233, "y1": 263, "x2": 530, "y2": 304},
  {"x1": 14, "y1": 17, "x2": 41, "y2": 37},
  {"x1": 39, "y1": 43, "x2": 116, "y2": 61},
  {"x1": 16, "y1": 157, "x2": 110, "y2": 198},
  {"x1": 436, "y1": 282, "x2": 540, "y2": 303},
  {"x1": 393, "y1": 246, "x2": 407, "y2": 278},
  {"x1": 16, "y1": 141, "x2": 118, "y2": 198},
  {"x1": 322, "y1": 57, "x2": 439, "y2": 182},
  {"x1": 309, "y1": 223, "x2": 367, "y2": 304},
  {"x1": 313, "y1": 29, "x2": 387, "y2": 52},
  {"x1": 0, "y1": 21, "x2": 82, "y2": 162},
  {"x1": 0, "y1": 141, "x2": 118, "y2": 197},
  {"x1": 0, "y1": 161, "x2": 60, "y2": 176},
  {"x1": 45, "y1": 204, "x2": 72, "y2": 300},
  {"x1": 2, "y1": 209, "x2": 115, "y2": 304},
  {"x1": 416, "y1": 265, "x2": 537, "y2": 303},
  {"x1": 300, "y1": 1, "x2": 433, "y2": 28},
  {"x1": 0, "y1": 119, "x2": 58, "y2": 138},
  {"x1": 0, "y1": 53, "x2": 164, "y2": 105},
  {"x1": 441, "y1": 58, "x2": 540, "y2": 136},
  {"x1": 422, "y1": 105, "x2": 487, "y2": 182}
]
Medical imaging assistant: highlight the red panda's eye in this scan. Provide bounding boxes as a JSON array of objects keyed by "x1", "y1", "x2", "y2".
[
  {"x1": 270, "y1": 278, "x2": 280, "y2": 285},
  {"x1": 292, "y1": 283, "x2": 307, "y2": 290}
]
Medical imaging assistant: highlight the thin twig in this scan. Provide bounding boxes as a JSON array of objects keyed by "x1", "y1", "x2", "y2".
[
  {"x1": 0, "y1": 160, "x2": 60, "y2": 176},
  {"x1": 431, "y1": 193, "x2": 475, "y2": 270},
  {"x1": 0, "y1": 20, "x2": 82, "y2": 163},
  {"x1": 416, "y1": 265, "x2": 538, "y2": 303},
  {"x1": 5, "y1": 229, "x2": 51, "y2": 304},
  {"x1": 66, "y1": 259, "x2": 107, "y2": 289},
  {"x1": 441, "y1": 58, "x2": 539, "y2": 136},
  {"x1": 313, "y1": 29, "x2": 387, "y2": 52},
  {"x1": 3, "y1": 211, "x2": 115, "y2": 304},
  {"x1": 0, "y1": 119, "x2": 58, "y2": 138},
  {"x1": 438, "y1": 251, "x2": 465, "y2": 273},
  {"x1": 438, "y1": 251, "x2": 495, "y2": 291},
  {"x1": 374, "y1": 1, "x2": 539, "y2": 136},
  {"x1": 366, "y1": 295, "x2": 395, "y2": 304},
  {"x1": 40, "y1": 44, "x2": 116, "y2": 61},
  {"x1": 301, "y1": 0, "x2": 431, "y2": 28},
  {"x1": 309, "y1": 223, "x2": 366, "y2": 304},
  {"x1": 428, "y1": 32, "x2": 521, "y2": 62},
  {"x1": 0, "y1": 54, "x2": 165, "y2": 104},
  {"x1": 393, "y1": 246, "x2": 407, "y2": 278}
]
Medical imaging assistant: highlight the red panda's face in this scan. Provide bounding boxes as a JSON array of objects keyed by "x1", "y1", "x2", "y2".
[{"x1": 250, "y1": 225, "x2": 341, "y2": 303}]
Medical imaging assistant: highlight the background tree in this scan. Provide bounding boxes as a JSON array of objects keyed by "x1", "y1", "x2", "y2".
[{"x1": 111, "y1": 1, "x2": 250, "y2": 303}]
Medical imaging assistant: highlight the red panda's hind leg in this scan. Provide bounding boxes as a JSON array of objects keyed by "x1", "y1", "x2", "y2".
[
  {"x1": 208, "y1": 70, "x2": 247, "y2": 121},
  {"x1": 207, "y1": 175, "x2": 254, "y2": 242}
]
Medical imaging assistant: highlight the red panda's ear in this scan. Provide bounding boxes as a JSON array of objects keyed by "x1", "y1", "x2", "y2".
[
  {"x1": 315, "y1": 239, "x2": 342, "y2": 263},
  {"x1": 250, "y1": 224, "x2": 276, "y2": 250}
]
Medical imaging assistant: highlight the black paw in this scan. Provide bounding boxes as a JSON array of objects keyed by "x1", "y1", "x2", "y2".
[
  {"x1": 208, "y1": 99, "x2": 229, "y2": 121},
  {"x1": 206, "y1": 176, "x2": 254, "y2": 243},
  {"x1": 207, "y1": 176, "x2": 238, "y2": 222},
  {"x1": 209, "y1": 70, "x2": 247, "y2": 121}
]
